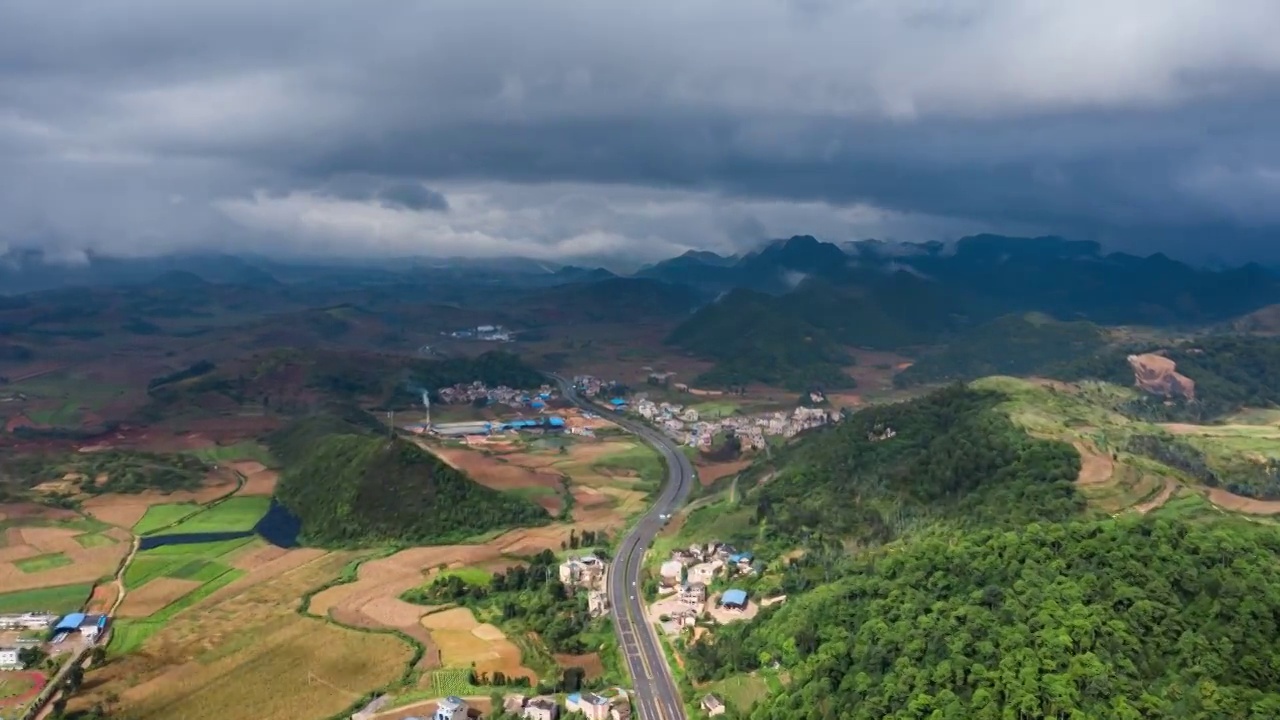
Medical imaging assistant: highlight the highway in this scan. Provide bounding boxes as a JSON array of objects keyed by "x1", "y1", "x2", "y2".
[{"x1": 549, "y1": 374, "x2": 693, "y2": 720}]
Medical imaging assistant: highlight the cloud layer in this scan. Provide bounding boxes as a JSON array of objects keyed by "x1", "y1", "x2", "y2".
[{"x1": 2, "y1": 0, "x2": 1280, "y2": 263}]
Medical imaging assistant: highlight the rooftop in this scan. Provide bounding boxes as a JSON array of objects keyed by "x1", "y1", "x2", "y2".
[
  {"x1": 721, "y1": 589, "x2": 748, "y2": 606},
  {"x1": 54, "y1": 612, "x2": 86, "y2": 631}
]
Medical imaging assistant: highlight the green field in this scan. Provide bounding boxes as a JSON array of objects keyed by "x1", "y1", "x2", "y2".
[
  {"x1": 124, "y1": 538, "x2": 254, "y2": 589},
  {"x1": 0, "y1": 583, "x2": 92, "y2": 614},
  {"x1": 152, "y1": 496, "x2": 270, "y2": 535},
  {"x1": 26, "y1": 400, "x2": 83, "y2": 427},
  {"x1": 706, "y1": 672, "x2": 785, "y2": 712},
  {"x1": 690, "y1": 401, "x2": 741, "y2": 417},
  {"x1": 188, "y1": 441, "x2": 277, "y2": 467},
  {"x1": 73, "y1": 531, "x2": 120, "y2": 548},
  {"x1": 436, "y1": 566, "x2": 495, "y2": 587},
  {"x1": 107, "y1": 618, "x2": 159, "y2": 655},
  {"x1": 591, "y1": 443, "x2": 665, "y2": 484},
  {"x1": 391, "y1": 669, "x2": 490, "y2": 707},
  {"x1": 14, "y1": 552, "x2": 73, "y2": 574},
  {"x1": 0, "y1": 671, "x2": 38, "y2": 701},
  {"x1": 132, "y1": 503, "x2": 202, "y2": 535}
]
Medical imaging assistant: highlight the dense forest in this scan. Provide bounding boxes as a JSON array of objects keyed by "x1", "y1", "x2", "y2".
[
  {"x1": 1053, "y1": 335, "x2": 1280, "y2": 421},
  {"x1": 270, "y1": 413, "x2": 549, "y2": 546},
  {"x1": 748, "y1": 385, "x2": 1083, "y2": 547},
  {"x1": 688, "y1": 519, "x2": 1280, "y2": 719},
  {"x1": 895, "y1": 314, "x2": 1109, "y2": 387}
]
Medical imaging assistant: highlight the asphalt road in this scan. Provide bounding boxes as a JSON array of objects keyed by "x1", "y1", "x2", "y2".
[{"x1": 549, "y1": 375, "x2": 693, "y2": 720}]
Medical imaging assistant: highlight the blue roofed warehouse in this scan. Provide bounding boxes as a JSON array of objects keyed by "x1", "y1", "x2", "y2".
[{"x1": 720, "y1": 589, "x2": 748, "y2": 610}]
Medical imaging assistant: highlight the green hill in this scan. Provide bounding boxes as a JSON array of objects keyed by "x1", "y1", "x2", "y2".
[
  {"x1": 895, "y1": 313, "x2": 1110, "y2": 387},
  {"x1": 748, "y1": 384, "x2": 1083, "y2": 547},
  {"x1": 270, "y1": 414, "x2": 549, "y2": 546},
  {"x1": 689, "y1": 517, "x2": 1280, "y2": 719},
  {"x1": 678, "y1": 379, "x2": 1280, "y2": 718}
]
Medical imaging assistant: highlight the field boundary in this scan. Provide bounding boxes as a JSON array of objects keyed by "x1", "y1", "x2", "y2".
[
  {"x1": 294, "y1": 550, "x2": 427, "y2": 720},
  {"x1": 135, "y1": 470, "x2": 247, "y2": 537}
]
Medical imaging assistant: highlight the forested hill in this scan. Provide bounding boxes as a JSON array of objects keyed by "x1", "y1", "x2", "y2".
[
  {"x1": 689, "y1": 518, "x2": 1280, "y2": 719},
  {"x1": 749, "y1": 385, "x2": 1083, "y2": 547},
  {"x1": 270, "y1": 413, "x2": 548, "y2": 546}
]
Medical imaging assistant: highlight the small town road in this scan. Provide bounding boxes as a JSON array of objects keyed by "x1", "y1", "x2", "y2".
[{"x1": 548, "y1": 374, "x2": 693, "y2": 720}]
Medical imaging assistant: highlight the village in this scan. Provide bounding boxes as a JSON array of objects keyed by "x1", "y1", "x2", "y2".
[{"x1": 570, "y1": 375, "x2": 840, "y2": 452}]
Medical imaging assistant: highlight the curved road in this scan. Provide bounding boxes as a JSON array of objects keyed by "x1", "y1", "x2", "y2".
[{"x1": 549, "y1": 375, "x2": 693, "y2": 720}]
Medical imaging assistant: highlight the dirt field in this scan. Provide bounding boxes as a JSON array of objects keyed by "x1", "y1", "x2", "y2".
[
  {"x1": 228, "y1": 461, "x2": 278, "y2": 496},
  {"x1": 1073, "y1": 442, "x2": 1115, "y2": 486},
  {"x1": 554, "y1": 652, "x2": 606, "y2": 680},
  {"x1": 420, "y1": 607, "x2": 536, "y2": 682},
  {"x1": 81, "y1": 476, "x2": 239, "y2": 528},
  {"x1": 429, "y1": 445, "x2": 565, "y2": 492},
  {"x1": 0, "y1": 526, "x2": 129, "y2": 592},
  {"x1": 74, "y1": 551, "x2": 413, "y2": 720},
  {"x1": 697, "y1": 460, "x2": 750, "y2": 486},
  {"x1": 1135, "y1": 479, "x2": 1179, "y2": 514},
  {"x1": 87, "y1": 582, "x2": 120, "y2": 615},
  {"x1": 0, "y1": 503, "x2": 80, "y2": 523},
  {"x1": 118, "y1": 578, "x2": 202, "y2": 618},
  {"x1": 1206, "y1": 488, "x2": 1280, "y2": 515}
]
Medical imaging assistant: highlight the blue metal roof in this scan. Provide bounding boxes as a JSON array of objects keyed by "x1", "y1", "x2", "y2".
[
  {"x1": 721, "y1": 589, "x2": 748, "y2": 606},
  {"x1": 728, "y1": 551, "x2": 754, "y2": 563},
  {"x1": 54, "y1": 613, "x2": 86, "y2": 631},
  {"x1": 548, "y1": 417, "x2": 565, "y2": 427},
  {"x1": 609, "y1": 398, "x2": 626, "y2": 405}
]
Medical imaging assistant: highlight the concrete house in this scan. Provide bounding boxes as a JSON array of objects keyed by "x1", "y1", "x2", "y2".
[
  {"x1": 0, "y1": 647, "x2": 22, "y2": 670},
  {"x1": 680, "y1": 582, "x2": 708, "y2": 606},
  {"x1": 566, "y1": 693, "x2": 611, "y2": 720},
  {"x1": 700, "y1": 695, "x2": 726, "y2": 716},
  {"x1": 524, "y1": 697, "x2": 559, "y2": 720},
  {"x1": 659, "y1": 560, "x2": 684, "y2": 585},
  {"x1": 433, "y1": 696, "x2": 468, "y2": 720},
  {"x1": 559, "y1": 555, "x2": 604, "y2": 587}
]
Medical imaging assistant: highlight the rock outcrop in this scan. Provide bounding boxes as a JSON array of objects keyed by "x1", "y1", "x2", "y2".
[{"x1": 1127, "y1": 353, "x2": 1195, "y2": 400}]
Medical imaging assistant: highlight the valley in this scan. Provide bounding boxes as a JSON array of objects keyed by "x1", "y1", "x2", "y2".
[{"x1": 7, "y1": 236, "x2": 1280, "y2": 719}]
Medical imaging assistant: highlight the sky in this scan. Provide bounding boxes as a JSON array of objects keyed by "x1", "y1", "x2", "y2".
[{"x1": 2, "y1": 0, "x2": 1280, "y2": 266}]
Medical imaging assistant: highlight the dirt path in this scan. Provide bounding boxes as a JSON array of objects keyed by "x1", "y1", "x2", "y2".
[
  {"x1": 1073, "y1": 442, "x2": 1114, "y2": 486},
  {"x1": 1206, "y1": 488, "x2": 1280, "y2": 515},
  {"x1": 109, "y1": 535, "x2": 142, "y2": 616},
  {"x1": 1134, "y1": 479, "x2": 1178, "y2": 514}
]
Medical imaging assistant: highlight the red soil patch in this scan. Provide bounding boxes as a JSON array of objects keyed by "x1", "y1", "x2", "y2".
[
  {"x1": 696, "y1": 460, "x2": 750, "y2": 486},
  {"x1": 228, "y1": 461, "x2": 278, "y2": 496},
  {"x1": 1206, "y1": 488, "x2": 1280, "y2": 515},
  {"x1": 429, "y1": 445, "x2": 564, "y2": 492},
  {"x1": 1128, "y1": 353, "x2": 1195, "y2": 400},
  {"x1": 87, "y1": 582, "x2": 120, "y2": 615},
  {"x1": 1073, "y1": 442, "x2": 1114, "y2": 486},
  {"x1": 1135, "y1": 479, "x2": 1179, "y2": 515},
  {"x1": 554, "y1": 651, "x2": 606, "y2": 679},
  {"x1": 0, "y1": 502, "x2": 80, "y2": 522}
]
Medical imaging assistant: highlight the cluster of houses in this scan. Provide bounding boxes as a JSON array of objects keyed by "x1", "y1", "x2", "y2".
[
  {"x1": 651, "y1": 543, "x2": 755, "y2": 633},
  {"x1": 404, "y1": 690, "x2": 633, "y2": 720},
  {"x1": 435, "y1": 382, "x2": 556, "y2": 408},
  {"x1": 443, "y1": 324, "x2": 513, "y2": 342},
  {"x1": 571, "y1": 375, "x2": 628, "y2": 399},
  {"x1": 628, "y1": 398, "x2": 839, "y2": 451},
  {"x1": 558, "y1": 554, "x2": 610, "y2": 617}
]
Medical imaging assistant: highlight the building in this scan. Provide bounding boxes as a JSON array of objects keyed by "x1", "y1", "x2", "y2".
[
  {"x1": 688, "y1": 561, "x2": 721, "y2": 584},
  {"x1": 659, "y1": 560, "x2": 684, "y2": 585},
  {"x1": 680, "y1": 582, "x2": 707, "y2": 606},
  {"x1": 700, "y1": 694, "x2": 726, "y2": 716},
  {"x1": 433, "y1": 695, "x2": 468, "y2": 720},
  {"x1": 0, "y1": 613, "x2": 57, "y2": 630},
  {"x1": 566, "y1": 693, "x2": 611, "y2": 720},
  {"x1": 720, "y1": 589, "x2": 749, "y2": 611},
  {"x1": 0, "y1": 647, "x2": 21, "y2": 670},
  {"x1": 524, "y1": 696, "x2": 559, "y2": 720},
  {"x1": 559, "y1": 555, "x2": 605, "y2": 587}
]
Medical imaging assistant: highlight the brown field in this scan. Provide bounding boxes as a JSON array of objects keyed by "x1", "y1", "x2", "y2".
[
  {"x1": 87, "y1": 582, "x2": 120, "y2": 615},
  {"x1": 198, "y1": 546, "x2": 328, "y2": 608},
  {"x1": 74, "y1": 551, "x2": 414, "y2": 720},
  {"x1": 429, "y1": 445, "x2": 565, "y2": 493},
  {"x1": 0, "y1": 526, "x2": 128, "y2": 592},
  {"x1": 1135, "y1": 479, "x2": 1179, "y2": 514},
  {"x1": 118, "y1": 578, "x2": 202, "y2": 618},
  {"x1": 0, "y1": 502, "x2": 80, "y2": 523},
  {"x1": 697, "y1": 460, "x2": 750, "y2": 486},
  {"x1": 554, "y1": 652, "x2": 606, "y2": 680},
  {"x1": 1206, "y1": 488, "x2": 1280, "y2": 515},
  {"x1": 420, "y1": 607, "x2": 535, "y2": 682},
  {"x1": 1073, "y1": 442, "x2": 1115, "y2": 486},
  {"x1": 229, "y1": 461, "x2": 279, "y2": 496},
  {"x1": 81, "y1": 474, "x2": 238, "y2": 529}
]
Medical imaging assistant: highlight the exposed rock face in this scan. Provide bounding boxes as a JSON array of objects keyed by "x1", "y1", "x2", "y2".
[{"x1": 1127, "y1": 353, "x2": 1196, "y2": 400}]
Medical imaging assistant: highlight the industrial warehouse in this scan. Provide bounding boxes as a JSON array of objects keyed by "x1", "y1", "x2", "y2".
[{"x1": 407, "y1": 415, "x2": 567, "y2": 437}]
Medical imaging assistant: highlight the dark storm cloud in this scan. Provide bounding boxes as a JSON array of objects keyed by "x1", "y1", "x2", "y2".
[{"x1": 2, "y1": 0, "x2": 1280, "y2": 261}]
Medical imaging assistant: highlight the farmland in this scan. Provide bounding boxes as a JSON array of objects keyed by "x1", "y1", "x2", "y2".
[
  {"x1": 0, "y1": 521, "x2": 130, "y2": 594},
  {"x1": 0, "y1": 582, "x2": 93, "y2": 615},
  {"x1": 150, "y1": 496, "x2": 270, "y2": 535},
  {"x1": 76, "y1": 550, "x2": 415, "y2": 720}
]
